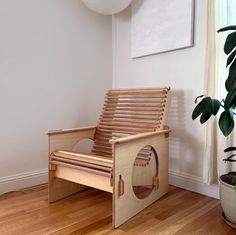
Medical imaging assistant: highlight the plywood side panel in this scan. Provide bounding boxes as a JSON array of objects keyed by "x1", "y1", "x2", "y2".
[
  {"x1": 49, "y1": 128, "x2": 96, "y2": 154},
  {"x1": 48, "y1": 171, "x2": 86, "y2": 203},
  {"x1": 113, "y1": 133, "x2": 169, "y2": 228},
  {"x1": 48, "y1": 127, "x2": 96, "y2": 202}
]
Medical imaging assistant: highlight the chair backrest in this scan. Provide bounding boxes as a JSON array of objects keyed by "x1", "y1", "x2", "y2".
[{"x1": 91, "y1": 87, "x2": 171, "y2": 157}]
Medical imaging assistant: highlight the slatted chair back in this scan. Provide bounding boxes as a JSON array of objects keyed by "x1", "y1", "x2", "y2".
[{"x1": 91, "y1": 87, "x2": 171, "y2": 158}]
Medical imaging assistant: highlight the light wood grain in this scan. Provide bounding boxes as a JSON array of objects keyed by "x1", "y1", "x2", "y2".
[
  {"x1": 110, "y1": 129, "x2": 170, "y2": 144},
  {"x1": 0, "y1": 185, "x2": 234, "y2": 235},
  {"x1": 52, "y1": 150, "x2": 112, "y2": 168},
  {"x1": 47, "y1": 127, "x2": 96, "y2": 202},
  {"x1": 113, "y1": 131, "x2": 169, "y2": 227},
  {"x1": 46, "y1": 126, "x2": 96, "y2": 135},
  {"x1": 92, "y1": 87, "x2": 170, "y2": 157},
  {"x1": 55, "y1": 165, "x2": 112, "y2": 193},
  {"x1": 47, "y1": 87, "x2": 171, "y2": 228}
]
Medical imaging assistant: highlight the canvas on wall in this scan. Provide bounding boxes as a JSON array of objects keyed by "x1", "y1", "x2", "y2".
[{"x1": 131, "y1": 0, "x2": 195, "y2": 58}]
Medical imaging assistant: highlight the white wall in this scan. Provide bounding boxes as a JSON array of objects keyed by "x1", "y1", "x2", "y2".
[
  {"x1": 112, "y1": 1, "x2": 218, "y2": 198},
  {"x1": 0, "y1": 0, "x2": 112, "y2": 193}
]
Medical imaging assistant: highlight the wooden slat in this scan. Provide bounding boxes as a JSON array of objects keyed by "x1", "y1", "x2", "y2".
[
  {"x1": 96, "y1": 128, "x2": 137, "y2": 135},
  {"x1": 92, "y1": 147, "x2": 111, "y2": 153},
  {"x1": 90, "y1": 88, "x2": 170, "y2": 156},
  {"x1": 106, "y1": 95, "x2": 167, "y2": 100},
  {"x1": 98, "y1": 122, "x2": 157, "y2": 129},
  {"x1": 50, "y1": 156, "x2": 111, "y2": 173},
  {"x1": 52, "y1": 150, "x2": 112, "y2": 168},
  {"x1": 91, "y1": 140, "x2": 111, "y2": 147},
  {"x1": 98, "y1": 125, "x2": 155, "y2": 133},
  {"x1": 106, "y1": 94, "x2": 167, "y2": 98},
  {"x1": 107, "y1": 90, "x2": 168, "y2": 95},
  {"x1": 107, "y1": 86, "x2": 170, "y2": 91},
  {"x1": 91, "y1": 148, "x2": 112, "y2": 154},
  {"x1": 100, "y1": 115, "x2": 161, "y2": 121},
  {"x1": 102, "y1": 106, "x2": 165, "y2": 111},
  {"x1": 90, "y1": 152, "x2": 112, "y2": 158},
  {"x1": 109, "y1": 129, "x2": 170, "y2": 144},
  {"x1": 104, "y1": 100, "x2": 166, "y2": 104},
  {"x1": 103, "y1": 103, "x2": 165, "y2": 108},
  {"x1": 101, "y1": 110, "x2": 164, "y2": 116},
  {"x1": 99, "y1": 118, "x2": 161, "y2": 125},
  {"x1": 51, "y1": 160, "x2": 111, "y2": 177}
]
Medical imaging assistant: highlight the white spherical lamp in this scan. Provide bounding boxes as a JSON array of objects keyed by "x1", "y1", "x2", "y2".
[{"x1": 82, "y1": 0, "x2": 133, "y2": 15}]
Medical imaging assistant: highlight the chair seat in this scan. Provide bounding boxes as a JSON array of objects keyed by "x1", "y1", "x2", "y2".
[
  {"x1": 50, "y1": 150, "x2": 113, "y2": 173},
  {"x1": 51, "y1": 149, "x2": 151, "y2": 170}
]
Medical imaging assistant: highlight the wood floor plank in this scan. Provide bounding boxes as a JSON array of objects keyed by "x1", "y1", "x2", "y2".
[
  {"x1": 0, "y1": 185, "x2": 234, "y2": 235},
  {"x1": 173, "y1": 206, "x2": 232, "y2": 235}
]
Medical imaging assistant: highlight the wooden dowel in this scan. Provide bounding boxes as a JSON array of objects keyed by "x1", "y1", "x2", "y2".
[
  {"x1": 53, "y1": 151, "x2": 112, "y2": 167},
  {"x1": 50, "y1": 160, "x2": 111, "y2": 177},
  {"x1": 50, "y1": 156, "x2": 112, "y2": 173}
]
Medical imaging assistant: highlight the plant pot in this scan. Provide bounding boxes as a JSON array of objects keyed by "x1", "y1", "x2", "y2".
[{"x1": 220, "y1": 172, "x2": 236, "y2": 226}]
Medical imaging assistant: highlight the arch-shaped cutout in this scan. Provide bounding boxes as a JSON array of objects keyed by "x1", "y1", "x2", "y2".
[
  {"x1": 132, "y1": 145, "x2": 158, "y2": 199},
  {"x1": 72, "y1": 138, "x2": 94, "y2": 154}
]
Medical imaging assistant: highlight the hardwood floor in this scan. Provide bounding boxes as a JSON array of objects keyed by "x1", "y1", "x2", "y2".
[{"x1": 0, "y1": 185, "x2": 234, "y2": 235}]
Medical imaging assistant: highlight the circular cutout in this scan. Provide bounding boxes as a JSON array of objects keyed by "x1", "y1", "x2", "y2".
[
  {"x1": 73, "y1": 138, "x2": 94, "y2": 154},
  {"x1": 132, "y1": 145, "x2": 158, "y2": 199}
]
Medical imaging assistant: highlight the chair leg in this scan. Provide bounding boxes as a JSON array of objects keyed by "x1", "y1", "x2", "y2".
[{"x1": 48, "y1": 170, "x2": 86, "y2": 202}]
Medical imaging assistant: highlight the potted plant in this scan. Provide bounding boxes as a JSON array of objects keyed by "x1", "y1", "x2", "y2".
[{"x1": 192, "y1": 25, "x2": 236, "y2": 227}]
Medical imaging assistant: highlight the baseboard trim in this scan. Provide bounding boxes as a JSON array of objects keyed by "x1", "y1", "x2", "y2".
[
  {"x1": 0, "y1": 169, "x2": 219, "y2": 199},
  {"x1": 169, "y1": 171, "x2": 219, "y2": 199},
  {"x1": 0, "y1": 169, "x2": 48, "y2": 195}
]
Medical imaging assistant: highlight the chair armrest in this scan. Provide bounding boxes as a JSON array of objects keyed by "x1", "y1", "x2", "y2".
[
  {"x1": 46, "y1": 126, "x2": 96, "y2": 136},
  {"x1": 109, "y1": 128, "x2": 170, "y2": 144},
  {"x1": 47, "y1": 126, "x2": 97, "y2": 153}
]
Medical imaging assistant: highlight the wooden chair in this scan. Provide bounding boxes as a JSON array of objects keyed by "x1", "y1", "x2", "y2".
[{"x1": 47, "y1": 87, "x2": 171, "y2": 228}]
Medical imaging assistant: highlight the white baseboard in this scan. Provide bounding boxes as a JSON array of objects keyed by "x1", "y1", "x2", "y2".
[
  {"x1": 0, "y1": 169, "x2": 48, "y2": 195},
  {"x1": 169, "y1": 171, "x2": 219, "y2": 199},
  {"x1": 0, "y1": 168, "x2": 219, "y2": 199}
]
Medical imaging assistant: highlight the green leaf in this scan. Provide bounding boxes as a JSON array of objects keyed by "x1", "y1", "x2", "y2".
[
  {"x1": 227, "y1": 50, "x2": 236, "y2": 67},
  {"x1": 219, "y1": 110, "x2": 234, "y2": 136},
  {"x1": 200, "y1": 111, "x2": 211, "y2": 124},
  {"x1": 224, "y1": 88, "x2": 236, "y2": 109},
  {"x1": 209, "y1": 99, "x2": 221, "y2": 115},
  {"x1": 192, "y1": 97, "x2": 210, "y2": 120},
  {"x1": 224, "y1": 147, "x2": 236, "y2": 152},
  {"x1": 225, "y1": 60, "x2": 236, "y2": 91},
  {"x1": 218, "y1": 25, "x2": 236, "y2": 32},
  {"x1": 194, "y1": 95, "x2": 205, "y2": 103},
  {"x1": 224, "y1": 32, "x2": 236, "y2": 55}
]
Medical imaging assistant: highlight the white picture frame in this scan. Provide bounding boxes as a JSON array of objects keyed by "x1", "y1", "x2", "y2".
[{"x1": 131, "y1": 0, "x2": 195, "y2": 58}]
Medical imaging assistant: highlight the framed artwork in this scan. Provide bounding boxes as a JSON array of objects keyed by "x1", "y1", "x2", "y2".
[{"x1": 131, "y1": 0, "x2": 195, "y2": 58}]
